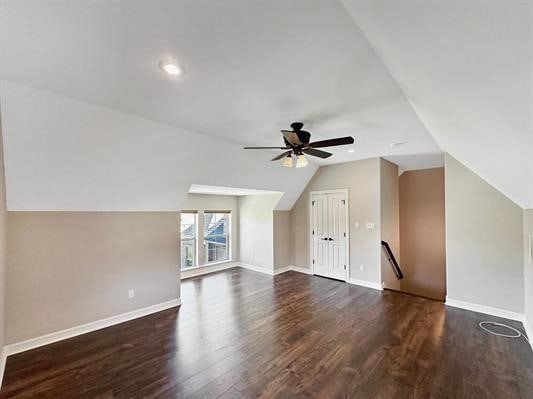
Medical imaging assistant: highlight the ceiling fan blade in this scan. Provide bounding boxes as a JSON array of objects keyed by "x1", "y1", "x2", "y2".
[
  {"x1": 243, "y1": 146, "x2": 289, "y2": 149},
  {"x1": 281, "y1": 130, "x2": 302, "y2": 146},
  {"x1": 303, "y1": 148, "x2": 332, "y2": 159},
  {"x1": 271, "y1": 150, "x2": 292, "y2": 161},
  {"x1": 308, "y1": 136, "x2": 354, "y2": 148}
]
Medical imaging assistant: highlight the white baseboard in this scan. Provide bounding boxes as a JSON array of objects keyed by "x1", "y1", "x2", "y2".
[
  {"x1": 0, "y1": 347, "x2": 6, "y2": 388},
  {"x1": 348, "y1": 278, "x2": 383, "y2": 291},
  {"x1": 239, "y1": 262, "x2": 275, "y2": 275},
  {"x1": 4, "y1": 298, "x2": 181, "y2": 357},
  {"x1": 238, "y1": 263, "x2": 314, "y2": 277},
  {"x1": 273, "y1": 266, "x2": 292, "y2": 275},
  {"x1": 445, "y1": 297, "x2": 524, "y2": 322},
  {"x1": 289, "y1": 266, "x2": 313, "y2": 275},
  {"x1": 181, "y1": 261, "x2": 239, "y2": 279}
]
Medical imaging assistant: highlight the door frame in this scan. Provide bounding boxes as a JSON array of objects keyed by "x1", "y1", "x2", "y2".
[{"x1": 309, "y1": 188, "x2": 350, "y2": 282}]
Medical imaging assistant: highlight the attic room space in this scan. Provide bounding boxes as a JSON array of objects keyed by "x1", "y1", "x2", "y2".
[{"x1": 0, "y1": 1, "x2": 532, "y2": 397}]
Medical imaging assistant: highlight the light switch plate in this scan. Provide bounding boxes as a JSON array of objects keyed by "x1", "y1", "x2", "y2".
[{"x1": 365, "y1": 222, "x2": 375, "y2": 229}]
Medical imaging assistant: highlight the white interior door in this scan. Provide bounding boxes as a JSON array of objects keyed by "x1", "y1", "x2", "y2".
[
  {"x1": 312, "y1": 193, "x2": 329, "y2": 277},
  {"x1": 327, "y1": 192, "x2": 347, "y2": 280},
  {"x1": 311, "y1": 190, "x2": 348, "y2": 281}
]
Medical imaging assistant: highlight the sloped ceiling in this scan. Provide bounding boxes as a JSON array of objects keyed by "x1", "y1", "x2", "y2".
[
  {"x1": 1, "y1": 1, "x2": 529, "y2": 210},
  {"x1": 342, "y1": 0, "x2": 533, "y2": 208},
  {"x1": 0, "y1": 81, "x2": 317, "y2": 210},
  {"x1": 0, "y1": 1, "x2": 439, "y2": 172}
]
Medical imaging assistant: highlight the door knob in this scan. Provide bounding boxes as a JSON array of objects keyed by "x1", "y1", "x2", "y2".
[
  {"x1": 322, "y1": 238, "x2": 328, "y2": 240},
  {"x1": 328, "y1": 238, "x2": 333, "y2": 241}
]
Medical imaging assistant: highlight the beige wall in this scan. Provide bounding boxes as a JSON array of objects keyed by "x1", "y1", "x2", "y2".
[
  {"x1": 6, "y1": 212, "x2": 180, "y2": 344},
  {"x1": 239, "y1": 194, "x2": 282, "y2": 271},
  {"x1": 273, "y1": 211, "x2": 291, "y2": 270},
  {"x1": 380, "y1": 159, "x2": 400, "y2": 290},
  {"x1": 290, "y1": 158, "x2": 381, "y2": 283},
  {"x1": 0, "y1": 113, "x2": 7, "y2": 359},
  {"x1": 399, "y1": 168, "x2": 446, "y2": 301},
  {"x1": 445, "y1": 154, "x2": 523, "y2": 313},
  {"x1": 182, "y1": 194, "x2": 239, "y2": 265},
  {"x1": 524, "y1": 209, "x2": 533, "y2": 333}
]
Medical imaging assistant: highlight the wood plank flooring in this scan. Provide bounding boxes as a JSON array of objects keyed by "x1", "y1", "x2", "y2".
[{"x1": 1, "y1": 268, "x2": 532, "y2": 398}]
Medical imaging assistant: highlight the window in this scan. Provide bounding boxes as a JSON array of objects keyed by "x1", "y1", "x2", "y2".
[
  {"x1": 203, "y1": 212, "x2": 230, "y2": 263},
  {"x1": 180, "y1": 212, "x2": 197, "y2": 269}
]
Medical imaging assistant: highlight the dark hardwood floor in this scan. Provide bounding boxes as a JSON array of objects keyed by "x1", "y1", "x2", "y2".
[{"x1": 1, "y1": 268, "x2": 532, "y2": 398}]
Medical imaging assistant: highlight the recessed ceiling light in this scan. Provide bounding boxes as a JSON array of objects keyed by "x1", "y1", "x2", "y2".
[
  {"x1": 159, "y1": 61, "x2": 183, "y2": 76},
  {"x1": 347, "y1": 148, "x2": 355, "y2": 153}
]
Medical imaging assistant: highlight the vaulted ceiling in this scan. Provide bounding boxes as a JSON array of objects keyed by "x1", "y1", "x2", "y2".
[
  {"x1": 0, "y1": 0, "x2": 531, "y2": 209},
  {"x1": 342, "y1": 0, "x2": 533, "y2": 208}
]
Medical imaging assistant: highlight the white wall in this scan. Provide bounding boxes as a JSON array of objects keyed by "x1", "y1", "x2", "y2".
[
  {"x1": 238, "y1": 193, "x2": 282, "y2": 271},
  {"x1": 182, "y1": 193, "x2": 239, "y2": 265},
  {"x1": 290, "y1": 158, "x2": 381, "y2": 284},
  {"x1": 445, "y1": 154, "x2": 524, "y2": 314},
  {"x1": 0, "y1": 81, "x2": 316, "y2": 211}
]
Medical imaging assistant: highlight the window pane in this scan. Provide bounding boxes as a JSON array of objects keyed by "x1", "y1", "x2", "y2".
[
  {"x1": 181, "y1": 239, "x2": 195, "y2": 269},
  {"x1": 181, "y1": 213, "x2": 195, "y2": 239},
  {"x1": 216, "y1": 244, "x2": 227, "y2": 261},
  {"x1": 204, "y1": 213, "x2": 228, "y2": 234},
  {"x1": 204, "y1": 212, "x2": 230, "y2": 263},
  {"x1": 180, "y1": 213, "x2": 196, "y2": 269}
]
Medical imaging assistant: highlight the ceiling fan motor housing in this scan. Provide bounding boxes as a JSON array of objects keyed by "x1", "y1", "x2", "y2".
[
  {"x1": 286, "y1": 122, "x2": 310, "y2": 146},
  {"x1": 290, "y1": 122, "x2": 304, "y2": 131}
]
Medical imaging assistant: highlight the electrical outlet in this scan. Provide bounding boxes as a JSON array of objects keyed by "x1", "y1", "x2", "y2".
[
  {"x1": 128, "y1": 289, "x2": 134, "y2": 299},
  {"x1": 360, "y1": 264, "x2": 365, "y2": 271}
]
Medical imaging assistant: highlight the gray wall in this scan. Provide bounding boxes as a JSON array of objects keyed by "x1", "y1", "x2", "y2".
[
  {"x1": 380, "y1": 159, "x2": 400, "y2": 290},
  {"x1": 273, "y1": 211, "x2": 291, "y2": 270},
  {"x1": 399, "y1": 168, "x2": 446, "y2": 301},
  {"x1": 445, "y1": 154, "x2": 524, "y2": 313},
  {"x1": 7, "y1": 212, "x2": 180, "y2": 343},
  {"x1": 290, "y1": 158, "x2": 381, "y2": 284},
  {"x1": 524, "y1": 209, "x2": 533, "y2": 331},
  {"x1": 182, "y1": 193, "x2": 239, "y2": 265},
  {"x1": 238, "y1": 194, "x2": 282, "y2": 271},
  {"x1": 0, "y1": 113, "x2": 7, "y2": 360}
]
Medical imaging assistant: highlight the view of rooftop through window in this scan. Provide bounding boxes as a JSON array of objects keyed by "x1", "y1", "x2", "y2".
[{"x1": 204, "y1": 212, "x2": 230, "y2": 263}]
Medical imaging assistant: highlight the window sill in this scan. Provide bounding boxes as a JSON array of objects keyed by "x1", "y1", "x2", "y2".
[{"x1": 180, "y1": 260, "x2": 233, "y2": 272}]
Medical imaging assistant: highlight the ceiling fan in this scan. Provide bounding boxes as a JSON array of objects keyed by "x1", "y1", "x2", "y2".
[{"x1": 243, "y1": 122, "x2": 355, "y2": 168}]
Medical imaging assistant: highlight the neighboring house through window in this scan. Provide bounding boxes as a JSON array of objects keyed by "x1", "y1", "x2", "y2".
[
  {"x1": 204, "y1": 211, "x2": 230, "y2": 263},
  {"x1": 180, "y1": 211, "x2": 197, "y2": 269}
]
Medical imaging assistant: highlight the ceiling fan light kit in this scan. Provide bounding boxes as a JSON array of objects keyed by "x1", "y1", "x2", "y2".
[
  {"x1": 243, "y1": 122, "x2": 354, "y2": 168},
  {"x1": 282, "y1": 155, "x2": 293, "y2": 168},
  {"x1": 296, "y1": 155, "x2": 308, "y2": 168}
]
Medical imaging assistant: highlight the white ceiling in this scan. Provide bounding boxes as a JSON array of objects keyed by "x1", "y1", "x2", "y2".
[
  {"x1": 0, "y1": 81, "x2": 316, "y2": 210},
  {"x1": 342, "y1": 0, "x2": 533, "y2": 208},
  {"x1": 1, "y1": 0, "x2": 530, "y2": 209},
  {"x1": 0, "y1": 0, "x2": 440, "y2": 171}
]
